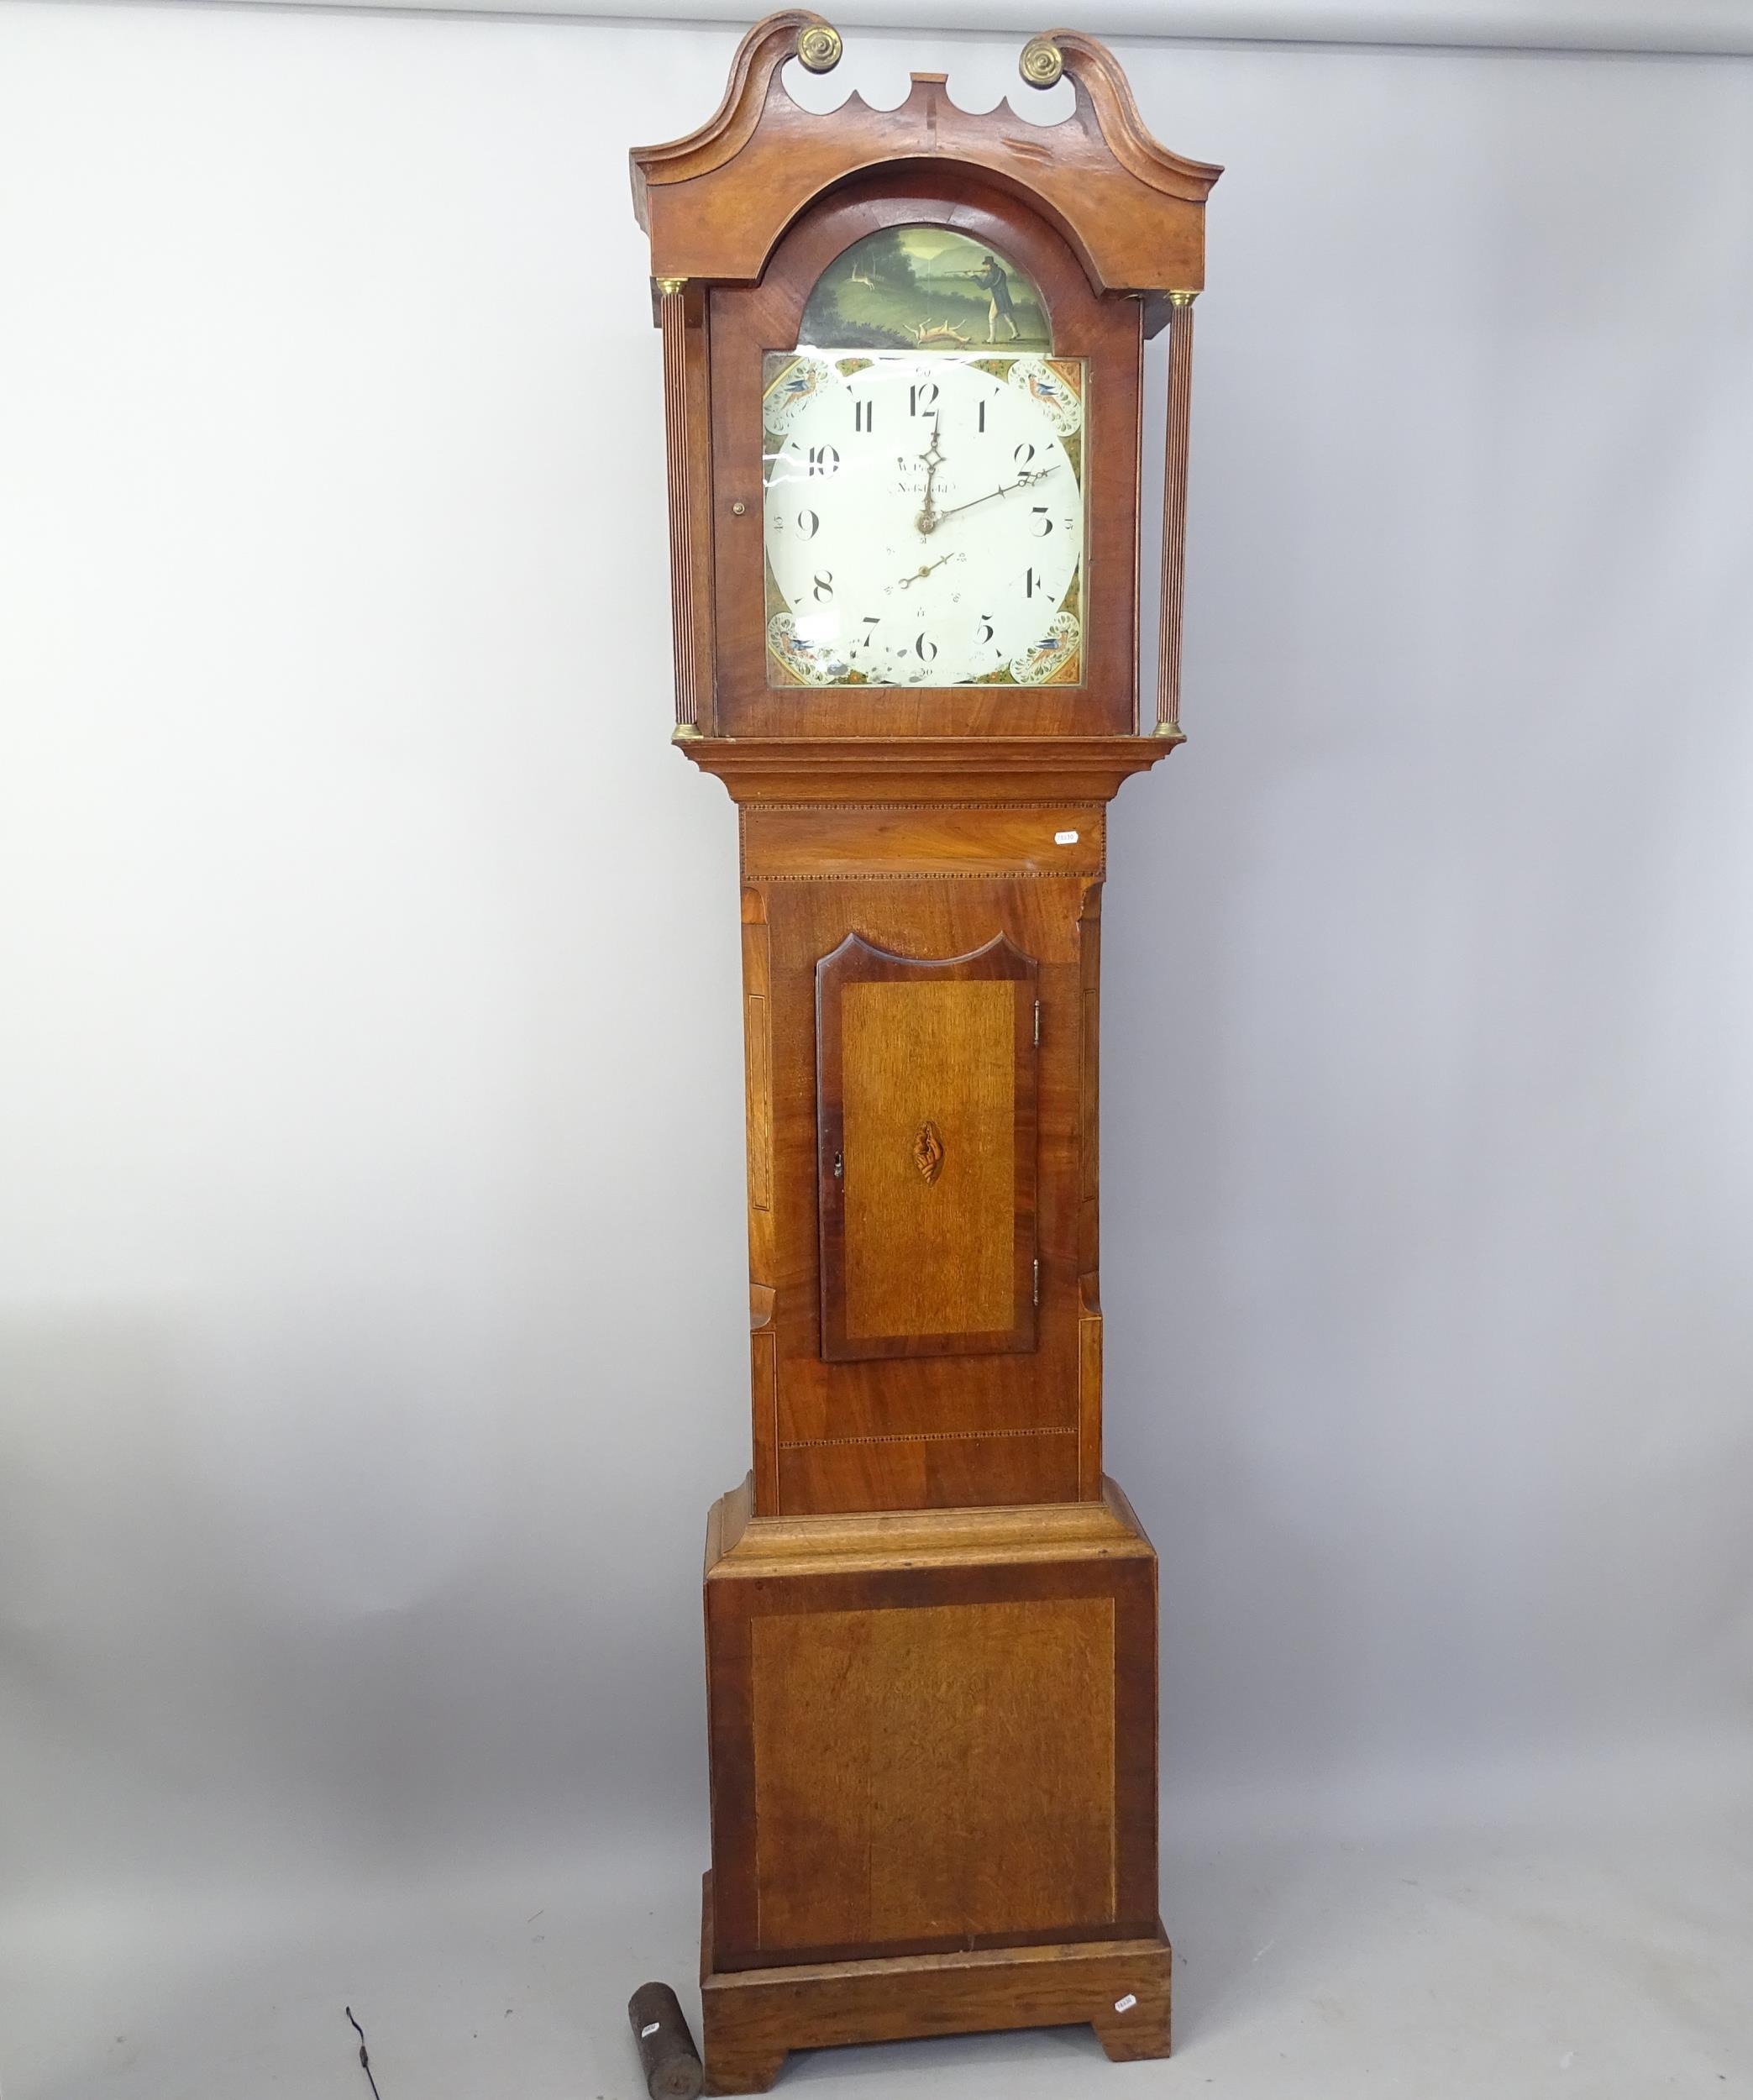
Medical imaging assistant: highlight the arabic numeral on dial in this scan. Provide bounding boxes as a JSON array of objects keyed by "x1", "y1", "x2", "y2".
[
  {"x1": 910, "y1": 381, "x2": 939, "y2": 416},
  {"x1": 853, "y1": 399, "x2": 874, "y2": 433},
  {"x1": 976, "y1": 614, "x2": 995, "y2": 643},
  {"x1": 1024, "y1": 567, "x2": 1041, "y2": 598},
  {"x1": 1030, "y1": 506, "x2": 1052, "y2": 537},
  {"x1": 915, "y1": 633, "x2": 938, "y2": 663},
  {"x1": 806, "y1": 445, "x2": 839, "y2": 476},
  {"x1": 977, "y1": 400, "x2": 987, "y2": 433},
  {"x1": 812, "y1": 570, "x2": 835, "y2": 602},
  {"x1": 796, "y1": 508, "x2": 820, "y2": 538},
  {"x1": 1014, "y1": 442, "x2": 1037, "y2": 468}
]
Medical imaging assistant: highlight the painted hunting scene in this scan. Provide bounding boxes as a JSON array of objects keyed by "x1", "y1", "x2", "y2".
[{"x1": 797, "y1": 227, "x2": 1052, "y2": 353}]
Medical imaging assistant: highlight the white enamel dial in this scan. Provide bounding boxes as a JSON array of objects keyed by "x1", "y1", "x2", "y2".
[{"x1": 763, "y1": 353, "x2": 1084, "y2": 688}]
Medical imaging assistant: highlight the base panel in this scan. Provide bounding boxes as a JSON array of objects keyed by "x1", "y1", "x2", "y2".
[
  {"x1": 703, "y1": 1477, "x2": 1162, "y2": 1972},
  {"x1": 699, "y1": 1872, "x2": 1172, "y2": 2093}
]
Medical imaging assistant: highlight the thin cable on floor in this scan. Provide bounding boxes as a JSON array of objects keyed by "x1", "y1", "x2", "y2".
[{"x1": 345, "y1": 2007, "x2": 382, "y2": 2100}]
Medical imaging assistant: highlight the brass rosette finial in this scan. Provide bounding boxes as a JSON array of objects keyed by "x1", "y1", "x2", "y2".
[
  {"x1": 796, "y1": 19, "x2": 843, "y2": 72},
  {"x1": 1019, "y1": 34, "x2": 1064, "y2": 87}
]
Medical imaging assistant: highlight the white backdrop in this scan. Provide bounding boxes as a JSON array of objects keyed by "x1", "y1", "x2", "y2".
[{"x1": 2, "y1": 6, "x2": 1751, "y2": 2096}]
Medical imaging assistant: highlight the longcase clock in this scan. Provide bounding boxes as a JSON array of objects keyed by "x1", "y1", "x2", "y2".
[{"x1": 630, "y1": 18, "x2": 1220, "y2": 2089}]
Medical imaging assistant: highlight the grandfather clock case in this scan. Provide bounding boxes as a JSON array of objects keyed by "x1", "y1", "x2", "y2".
[{"x1": 631, "y1": 18, "x2": 1220, "y2": 2088}]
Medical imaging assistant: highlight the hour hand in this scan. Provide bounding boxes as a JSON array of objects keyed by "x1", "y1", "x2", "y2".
[{"x1": 916, "y1": 412, "x2": 947, "y2": 533}]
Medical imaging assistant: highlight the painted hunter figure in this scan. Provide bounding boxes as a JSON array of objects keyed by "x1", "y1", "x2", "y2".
[{"x1": 967, "y1": 250, "x2": 1021, "y2": 341}]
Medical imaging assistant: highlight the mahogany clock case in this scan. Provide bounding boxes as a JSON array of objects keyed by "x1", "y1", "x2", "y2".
[{"x1": 630, "y1": 16, "x2": 1219, "y2": 2088}]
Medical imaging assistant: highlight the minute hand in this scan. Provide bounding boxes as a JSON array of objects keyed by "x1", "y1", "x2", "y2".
[{"x1": 932, "y1": 465, "x2": 1062, "y2": 523}]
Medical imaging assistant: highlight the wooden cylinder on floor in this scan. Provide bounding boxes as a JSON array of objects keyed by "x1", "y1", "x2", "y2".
[{"x1": 627, "y1": 1981, "x2": 704, "y2": 2100}]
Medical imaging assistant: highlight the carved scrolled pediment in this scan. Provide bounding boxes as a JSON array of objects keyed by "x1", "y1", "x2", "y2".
[{"x1": 631, "y1": 12, "x2": 1220, "y2": 319}]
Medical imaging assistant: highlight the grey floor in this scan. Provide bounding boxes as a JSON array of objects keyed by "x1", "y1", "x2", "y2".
[{"x1": 6, "y1": 1812, "x2": 1748, "y2": 2099}]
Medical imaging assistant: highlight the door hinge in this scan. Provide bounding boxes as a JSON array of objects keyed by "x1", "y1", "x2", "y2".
[
  {"x1": 1032, "y1": 1256, "x2": 1041, "y2": 1306},
  {"x1": 1032, "y1": 999, "x2": 1041, "y2": 1048}
]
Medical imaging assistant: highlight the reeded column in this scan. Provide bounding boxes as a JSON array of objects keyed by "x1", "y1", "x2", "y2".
[
  {"x1": 657, "y1": 276, "x2": 699, "y2": 733},
  {"x1": 1156, "y1": 289, "x2": 1197, "y2": 736}
]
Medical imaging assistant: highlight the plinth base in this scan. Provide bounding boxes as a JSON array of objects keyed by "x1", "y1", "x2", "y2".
[{"x1": 698, "y1": 1872, "x2": 1172, "y2": 2093}]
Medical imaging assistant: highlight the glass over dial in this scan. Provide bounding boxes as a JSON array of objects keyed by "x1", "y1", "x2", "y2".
[{"x1": 763, "y1": 352, "x2": 1084, "y2": 689}]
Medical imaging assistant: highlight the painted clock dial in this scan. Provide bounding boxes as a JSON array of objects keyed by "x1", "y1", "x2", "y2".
[{"x1": 763, "y1": 350, "x2": 1085, "y2": 689}]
